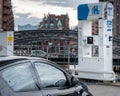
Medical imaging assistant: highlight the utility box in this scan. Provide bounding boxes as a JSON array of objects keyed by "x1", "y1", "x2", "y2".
[
  {"x1": 70, "y1": 2, "x2": 116, "y2": 81},
  {"x1": 0, "y1": 31, "x2": 14, "y2": 56}
]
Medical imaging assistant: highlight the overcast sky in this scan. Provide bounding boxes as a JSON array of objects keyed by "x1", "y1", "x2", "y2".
[{"x1": 11, "y1": 0, "x2": 99, "y2": 30}]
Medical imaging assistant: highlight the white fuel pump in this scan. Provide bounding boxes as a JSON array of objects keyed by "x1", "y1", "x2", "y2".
[{"x1": 70, "y1": 2, "x2": 116, "y2": 81}]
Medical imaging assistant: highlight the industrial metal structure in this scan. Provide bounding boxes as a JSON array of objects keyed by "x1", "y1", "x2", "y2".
[{"x1": 14, "y1": 30, "x2": 77, "y2": 66}]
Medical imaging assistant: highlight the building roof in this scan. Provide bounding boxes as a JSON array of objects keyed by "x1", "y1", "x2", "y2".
[{"x1": 39, "y1": 13, "x2": 69, "y2": 30}]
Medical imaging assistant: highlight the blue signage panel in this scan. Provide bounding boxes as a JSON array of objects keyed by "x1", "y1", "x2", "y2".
[
  {"x1": 78, "y1": 4, "x2": 89, "y2": 20},
  {"x1": 92, "y1": 5, "x2": 100, "y2": 15},
  {"x1": 106, "y1": 20, "x2": 112, "y2": 32},
  {"x1": 77, "y1": 2, "x2": 113, "y2": 20}
]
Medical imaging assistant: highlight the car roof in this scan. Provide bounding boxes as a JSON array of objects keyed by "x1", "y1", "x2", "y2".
[
  {"x1": 0, "y1": 55, "x2": 40, "y2": 61},
  {"x1": 0, "y1": 55, "x2": 71, "y2": 81},
  {"x1": 0, "y1": 55, "x2": 46, "y2": 67}
]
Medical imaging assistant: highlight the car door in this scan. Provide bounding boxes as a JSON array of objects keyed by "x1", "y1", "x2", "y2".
[
  {"x1": 33, "y1": 61, "x2": 81, "y2": 96},
  {"x1": 0, "y1": 61, "x2": 44, "y2": 96}
]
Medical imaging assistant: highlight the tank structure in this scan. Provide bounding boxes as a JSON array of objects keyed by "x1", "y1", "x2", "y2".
[{"x1": 70, "y1": 2, "x2": 116, "y2": 81}]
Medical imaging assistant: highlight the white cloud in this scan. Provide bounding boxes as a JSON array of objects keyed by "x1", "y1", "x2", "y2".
[
  {"x1": 14, "y1": 15, "x2": 19, "y2": 19},
  {"x1": 78, "y1": 0, "x2": 99, "y2": 4},
  {"x1": 12, "y1": 0, "x2": 99, "y2": 28}
]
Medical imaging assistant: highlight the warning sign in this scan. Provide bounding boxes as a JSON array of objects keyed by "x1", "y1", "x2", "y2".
[
  {"x1": 7, "y1": 35, "x2": 13, "y2": 42},
  {"x1": 7, "y1": 35, "x2": 13, "y2": 46}
]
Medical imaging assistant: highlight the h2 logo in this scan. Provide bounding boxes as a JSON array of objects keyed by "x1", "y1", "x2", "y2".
[{"x1": 92, "y1": 5, "x2": 100, "y2": 15}]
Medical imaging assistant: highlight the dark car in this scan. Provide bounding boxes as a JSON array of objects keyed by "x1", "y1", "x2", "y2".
[
  {"x1": 0, "y1": 56, "x2": 92, "y2": 96},
  {"x1": 30, "y1": 50, "x2": 49, "y2": 58}
]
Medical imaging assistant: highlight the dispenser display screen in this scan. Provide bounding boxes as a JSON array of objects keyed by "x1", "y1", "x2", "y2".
[{"x1": 87, "y1": 37, "x2": 93, "y2": 44}]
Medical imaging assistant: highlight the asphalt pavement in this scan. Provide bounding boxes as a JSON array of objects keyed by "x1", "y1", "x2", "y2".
[{"x1": 88, "y1": 84, "x2": 120, "y2": 96}]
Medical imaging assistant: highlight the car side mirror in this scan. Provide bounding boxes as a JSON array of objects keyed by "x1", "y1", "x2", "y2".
[{"x1": 71, "y1": 77, "x2": 79, "y2": 86}]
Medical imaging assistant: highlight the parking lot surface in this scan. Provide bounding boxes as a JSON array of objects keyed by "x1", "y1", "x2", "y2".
[{"x1": 88, "y1": 84, "x2": 120, "y2": 96}]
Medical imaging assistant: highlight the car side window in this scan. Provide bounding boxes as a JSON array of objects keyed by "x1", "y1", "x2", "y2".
[
  {"x1": 2, "y1": 63, "x2": 38, "y2": 92},
  {"x1": 34, "y1": 62, "x2": 67, "y2": 88}
]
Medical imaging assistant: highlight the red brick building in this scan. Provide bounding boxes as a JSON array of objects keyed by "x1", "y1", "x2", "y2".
[
  {"x1": 113, "y1": 0, "x2": 120, "y2": 41},
  {"x1": 39, "y1": 13, "x2": 69, "y2": 30},
  {"x1": 0, "y1": 0, "x2": 14, "y2": 31},
  {"x1": 0, "y1": 0, "x2": 3, "y2": 29}
]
